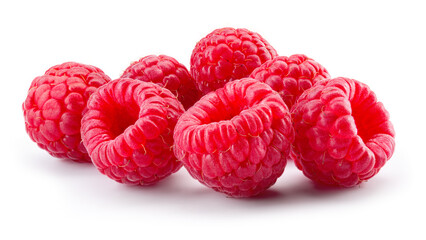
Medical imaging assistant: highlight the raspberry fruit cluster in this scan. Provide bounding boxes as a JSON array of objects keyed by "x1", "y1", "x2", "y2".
[
  {"x1": 23, "y1": 62, "x2": 111, "y2": 162},
  {"x1": 23, "y1": 27, "x2": 395, "y2": 197},
  {"x1": 174, "y1": 79, "x2": 294, "y2": 197},
  {"x1": 291, "y1": 77, "x2": 395, "y2": 187},
  {"x1": 81, "y1": 79, "x2": 184, "y2": 185},
  {"x1": 191, "y1": 27, "x2": 277, "y2": 94}
]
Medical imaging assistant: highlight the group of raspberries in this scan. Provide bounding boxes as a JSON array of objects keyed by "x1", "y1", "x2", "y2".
[{"x1": 23, "y1": 27, "x2": 395, "y2": 198}]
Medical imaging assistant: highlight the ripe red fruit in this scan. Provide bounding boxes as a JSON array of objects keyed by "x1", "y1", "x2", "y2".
[
  {"x1": 121, "y1": 55, "x2": 200, "y2": 109},
  {"x1": 81, "y1": 78, "x2": 185, "y2": 185},
  {"x1": 23, "y1": 62, "x2": 111, "y2": 162},
  {"x1": 291, "y1": 77, "x2": 395, "y2": 187},
  {"x1": 190, "y1": 27, "x2": 278, "y2": 95},
  {"x1": 173, "y1": 78, "x2": 295, "y2": 197},
  {"x1": 250, "y1": 54, "x2": 330, "y2": 109}
]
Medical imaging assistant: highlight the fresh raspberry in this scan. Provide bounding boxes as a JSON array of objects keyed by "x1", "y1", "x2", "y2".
[
  {"x1": 23, "y1": 62, "x2": 111, "y2": 162},
  {"x1": 173, "y1": 78, "x2": 294, "y2": 197},
  {"x1": 190, "y1": 27, "x2": 278, "y2": 95},
  {"x1": 81, "y1": 78, "x2": 185, "y2": 185},
  {"x1": 250, "y1": 54, "x2": 330, "y2": 110},
  {"x1": 121, "y1": 55, "x2": 200, "y2": 109},
  {"x1": 291, "y1": 77, "x2": 395, "y2": 187}
]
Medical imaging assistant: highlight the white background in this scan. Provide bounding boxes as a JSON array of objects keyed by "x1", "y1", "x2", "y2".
[{"x1": 1, "y1": 0, "x2": 424, "y2": 239}]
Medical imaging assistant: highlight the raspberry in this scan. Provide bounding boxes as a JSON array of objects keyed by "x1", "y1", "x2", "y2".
[
  {"x1": 81, "y1": 78, "x2": 185, "y2": 185},
  {"x1": 250, "y1": 54, "x2": 330, "y2": 110},
  {"x1": 173, "y1": 78, "x2": 294, "y2": 197},
  {"x1": 291, "y1": 77, "x2": 395, "y2": 187},
  {"x1": 121, "y1": 55, "x2": 200, "y2": 109},
  {"x1": 23, "y1": 62, "x2": 111, "y2": 162},
  {"x1": 190, "y1": 27, "x2": 278, "y2": 95}
]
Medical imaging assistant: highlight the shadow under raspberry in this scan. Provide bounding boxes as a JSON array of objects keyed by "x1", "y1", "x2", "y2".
[{"x1": 19, "y1": 140, "x2": 395, "y2": 214}]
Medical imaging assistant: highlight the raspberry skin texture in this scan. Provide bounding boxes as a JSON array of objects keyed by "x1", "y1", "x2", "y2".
[
  {"x1": 81, "y1": 78, "x2": 185, "y2": 185},
  {"x1": 173, "y1": 78, "x2": 295, "y2": 197},
  {"x1": 121, "y1": 55, "x2": 200, "y2": 109},
  {"x1": 190, "y1": 27, "x2": 278, "y2": 95},
  {"x1": 291, "y1": 77, "x2": 395, "y2": 187},
  {"x1": 22, "y1": 62, "x2": 111, "y2": 162},
  {"x1": 250, "y1": 54, "x2": 330, "y2": 110}
]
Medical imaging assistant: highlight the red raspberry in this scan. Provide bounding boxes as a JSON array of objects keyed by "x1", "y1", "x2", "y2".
[
  {"x1": 81, "y1": 78, "x2": 185, "y2": 185},
  {"x1": 190, "y1": 27, "x2": 278, "y2": 95},
  {"x1": 173, "y1": 78, "x2": 295, "y2": 197},
  {"x1": 291, "y1": 77, "x2": 395, "y2": 187},
  {"x1": 250, "y1": 54, "x2": 330, "y2": 110},
  {"x1": 23, "y1": 62, "x2": 111, "y2": 162},
  {"x1": 121, "y1": 55, "x2": 200, "y2": 109}
]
